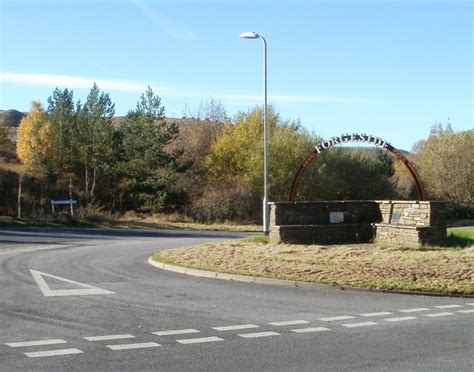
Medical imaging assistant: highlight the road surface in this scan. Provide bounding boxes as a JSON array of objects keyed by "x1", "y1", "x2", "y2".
[{"x1": 0, "y1": 227, "x2": 472, "y2": 371}]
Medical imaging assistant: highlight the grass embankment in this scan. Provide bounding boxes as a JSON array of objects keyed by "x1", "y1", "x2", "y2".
[
  {"x1": 0, "y1": 215, "x2": 260, "y2": 232},
  {"x1": 154, "y1": 227, "x2": 474, "y2": 295}
]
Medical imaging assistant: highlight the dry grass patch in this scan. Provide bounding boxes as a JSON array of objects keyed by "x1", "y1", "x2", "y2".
[
  {"x1": 112, "y1": 215, "x2": 260, "y2": 232},
  {"x1": 155, "y1": 241, "x2": 474, "y2": 295}
]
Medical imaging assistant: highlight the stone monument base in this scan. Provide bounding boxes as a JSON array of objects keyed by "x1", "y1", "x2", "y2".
[{"x1": 269, "y1": 201, "x2": 447, "y2": 246}]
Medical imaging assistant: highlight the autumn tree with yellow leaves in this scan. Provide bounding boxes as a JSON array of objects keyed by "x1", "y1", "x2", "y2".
[
  {"x1": 16, "y1": 101, "x2": 50, "y2": 175},
  {"x1": 15, "y1": 101, "x2": 51, "y2": 217}
]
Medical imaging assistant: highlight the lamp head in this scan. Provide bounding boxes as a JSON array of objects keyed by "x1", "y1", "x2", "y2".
[{"x1": 239, "y1": 32, "x2": 259, "y2": 39}]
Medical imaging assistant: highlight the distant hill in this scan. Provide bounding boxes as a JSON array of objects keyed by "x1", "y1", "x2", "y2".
[
  {"x1": 0, "y1": 109, "x2": 26, "y2": 128},
  {"x1": 340, "y1": 146, "x2": 412, "y2": 156}
]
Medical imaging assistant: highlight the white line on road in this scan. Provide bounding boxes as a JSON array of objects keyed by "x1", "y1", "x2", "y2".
[
  {"x1": 176, "y1": 337, "x2": 223, "y2": 344},
  {"x1": 107, "y1": 342, "x2": 161, "y2": 350},
  {"x1": 384, "y1": 316, "x2": 417, "y2": 322},
  {"x1": 291, "y1": 327, "x2": 330, "y2": 333},
  {"x1": 84, "y1": 334, "x2": 135, "y2": 342},
  {"x1": 25, "y1": 348, "x2": 83, "y2": 358},
  {"x1": 423, "y1": 312, "x2": 454, "y2": 318},
  {"x1": 458, "y1": 309, "x2": 474, "y2": 314},
  {"x1": 319, "y1": 316, "x2": 355, "y2": 322},
  {"x1": 30, "y1": 270, "x2": 114, "y2": 297},
  {"x1": 360, "y1": 312, "x2": 393, "y2": 317},
  {"x1": 399, "y1": 308, "x2": 430, "y2": 313},
  {"x1": 6, "y1": 339, "x2": 67, "y2": 348},
  {"x1": 466, "y1": 303, "x2": 474, "y2": 306},
  {"x1": 213, "y1": 324, "x2": 259, "y2": 331},
  {"x1": 342, "y1": 322, "x2": 378, "y2": 328},
  {"x1": 268, "y1": 320, "x2": 310, "y2": 326},
  {"x1": 238, "y1": 331, "x2": 280, "y2": 339},
  {"x1": 152, "y1": 329, "x2": 200, "y2": 336},
  {"x1": 434, "y1": 305, "x2": 463, "y2": 309}
]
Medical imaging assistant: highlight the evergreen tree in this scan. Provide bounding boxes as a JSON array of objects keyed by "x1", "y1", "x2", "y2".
[
  {"x1": 47, "y1": 88, "x2": 77, "y2": 184},
  {"x1": 116, "y1": 87, "x2": 181, "y2": 212}
]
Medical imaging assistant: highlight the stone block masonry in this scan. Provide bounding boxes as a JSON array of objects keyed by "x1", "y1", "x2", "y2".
[{"x1": 269, "y1": 201, "x2": 447, "y2": 246}]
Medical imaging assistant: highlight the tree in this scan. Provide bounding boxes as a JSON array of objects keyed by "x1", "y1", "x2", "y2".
[
  {"x1": 116, "y1": 87, "x2": 181, "y2": 212},
  {"x1": 298, "y1": 149, "x2": 396, "y2": 201},
  {"x1": 16, "y1": 101, "x2": 50, "y2": 176},
  {"x1": 415, "y1": 129, "x2": 473, "y2": 214},
  {"x1": 15, "y1": 102, "x2": 51, "y2": 219},
  {"x1": 0, "y1": 118, "x2": 7, "y2": 148},
  {"x1": 206, "y1": 105, "x2": 281, "y2": 182},
  {"x1": 75, "y1": 83, "x2": 115, "y2": 203},
  {"x1": 0, "y1": 117, "x2": 16, "y2": 161},
  {"x1": 47, "y1": 88, "x2": 77, "y2": 185},
  {"x1": 204, "y1": 105, "x2": 317, "y2": 220},
  {"x1": 429, "y1": 121, "x2": 453, "y2": 137},
  {"x1": 411, "y1": 139, "x2": 426, "y2": 154},
  {"x1": 206, "y1": 104, "x2": 398, "y2": 215},
  {"x1": 182, "y1": 98, "x2": 229, "y2": 122},
  {"x1": 166, "y1": 119, "x2": 223, "y2": 216}
]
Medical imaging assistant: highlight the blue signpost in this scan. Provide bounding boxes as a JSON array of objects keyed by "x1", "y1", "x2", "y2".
[{"x1": 51, "y1": 199, "x2": 77, "y2": 216}]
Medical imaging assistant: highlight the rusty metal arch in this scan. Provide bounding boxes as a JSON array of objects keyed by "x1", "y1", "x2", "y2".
[{"x1": 288, "y1": 136, "x2": 425, "y2": 202}]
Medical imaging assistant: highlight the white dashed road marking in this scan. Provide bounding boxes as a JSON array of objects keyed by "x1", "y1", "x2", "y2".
[
  {"x1": 319, "y1": 316, "x2": 355, "y2": 322},
  {"x1": 399, "y1": 308, "x2": 430, "y2": 313},
  {"x1": 6, "y1": 339, "x2": 67, "y2": 348},
  {"x1": 384, "y1": 316, "x2": 417, "y2": 322},
  {"x1": 238, "y1": 331, "x2": 280, "y2": 339},
  {"x1": 342, "y1": 322, "x2": 378, "y2": 328},
  {"x1": 213, "y1": 324, "x2": 259, "y2": 331},
  {"x1": 152, "y1": 329, "x2": 200, "y2": 336},
  {"x1": 291, "y1": 327, "x2": 330, "y2": 333},
  {"x1": 434, "y1": 305, "x2": 463, "y2": 309},
  {"x1": 6, "y1": 302, "x2": 474, "y2": 359},
  {"x1": 107, "y1": 342, "x2": 161, "y2": 350},
  {"x1": 423, "y1": 312, "x2": 454, "y2": 318},
  {"x1": 360, "y1": 312, "x2": 393, "y2": 317},
  {"x1": 24, "y1": 348, "x2": 83, "y2": 358},
  {"x1": 176, "y1": 337, "x2": 223, "y2": 344},
  {"x1": 268, "y1": 320, "x2": 309, "y2": 326},
  {"x1": 84, "y1": 334, "x2": 135, "y2": 341}
]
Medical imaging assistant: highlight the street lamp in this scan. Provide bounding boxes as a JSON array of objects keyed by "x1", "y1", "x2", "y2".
[{"x1": 239, "y1": 31, "x2": 269, "y2": 235}]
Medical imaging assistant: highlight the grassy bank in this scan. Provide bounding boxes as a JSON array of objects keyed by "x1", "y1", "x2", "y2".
[
  {"x1": 154, "y1": 227, "x2": 474, "y2": 295},
  {"x1": 0, "y1": 215, "x2": 260, "y2": 232}
]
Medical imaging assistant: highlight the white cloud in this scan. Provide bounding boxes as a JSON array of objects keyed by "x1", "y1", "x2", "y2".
[
  {"x1": 1, "y1": 72, "x2": 361, "y2": 104},
  {"x1": 1, "y1": 72, "x2": 146, "y2": 92},
  {"x1": 0, "y1": 72, "x2": 178, "y2": 95},
  {"x1": 131, "y1": 0, "x2": 197, "y2": 41}
]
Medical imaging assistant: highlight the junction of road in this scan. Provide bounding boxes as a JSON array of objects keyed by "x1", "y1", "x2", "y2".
[{"x1": 0, "y1": 227, "x2": 472, "y2": 371}]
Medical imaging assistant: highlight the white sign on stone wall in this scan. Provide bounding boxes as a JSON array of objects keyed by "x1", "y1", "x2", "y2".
[{"x1": 329, "y1": 212, "x2": 345, "y2": 224}]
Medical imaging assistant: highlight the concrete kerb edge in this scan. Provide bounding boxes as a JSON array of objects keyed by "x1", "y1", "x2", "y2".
[{"x1": 147, "y1": 257, "x2": 474, "y2": 298}]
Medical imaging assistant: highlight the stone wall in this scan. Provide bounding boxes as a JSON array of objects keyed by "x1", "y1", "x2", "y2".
[{"x1": 269, "y1": 200, "x2": 447, "y2": 246}]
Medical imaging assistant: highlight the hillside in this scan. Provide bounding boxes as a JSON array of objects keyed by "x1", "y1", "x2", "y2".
[{"x1": 0, "y1": 109, "x2": 26, "y2": 128}]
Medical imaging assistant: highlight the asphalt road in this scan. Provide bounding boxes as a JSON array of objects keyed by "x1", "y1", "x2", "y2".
[{"x1": 0, "y1": 227, "x2": 472, "y2": 371}]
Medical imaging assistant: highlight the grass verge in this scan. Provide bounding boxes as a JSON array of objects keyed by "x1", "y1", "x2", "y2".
[
  {"x1": 154, "y1": 228, "x2": 474, "y2": 295},
  {"x1": 0, "y1": 215, "x2": 260, "y2": 232}
]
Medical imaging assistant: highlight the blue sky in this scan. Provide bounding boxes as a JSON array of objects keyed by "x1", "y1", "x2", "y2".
[{"x1": 0, "y1": 0, "x2": 472, "y2": 150}]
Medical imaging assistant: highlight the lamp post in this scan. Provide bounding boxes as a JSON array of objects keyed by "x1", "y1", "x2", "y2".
[{"x1": 240, "y1": 31, "x2": 269, "y2": 234}]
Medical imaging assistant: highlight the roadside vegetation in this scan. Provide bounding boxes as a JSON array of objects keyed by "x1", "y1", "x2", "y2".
[
  {"x1": 154, "y1": 227, "x2": 474, "y2": 295},
  {"x1": 0, "y1": 214, "x2": 260, "y2": 232},
  {"x1": 1, "y1": 83, "x2": 472, "y2": 225}
]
